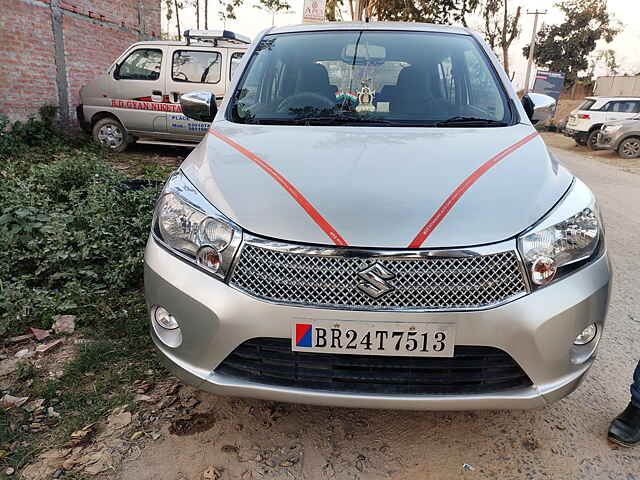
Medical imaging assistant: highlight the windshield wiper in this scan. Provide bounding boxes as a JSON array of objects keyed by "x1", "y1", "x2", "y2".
[
  {"x1": 247, "y1": 115, "x2": 398, "y2": 126},
  {"x1": 295, "y1": 115, "x2": 397, "y2": 126},
  {"x1": 436, "y1": 117, "x2": 508, "y2": 127}
]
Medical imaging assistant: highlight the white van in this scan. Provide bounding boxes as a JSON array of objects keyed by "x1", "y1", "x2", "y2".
[{"x1": 77, "y1": 30, "x2": 250, "y2": 152}]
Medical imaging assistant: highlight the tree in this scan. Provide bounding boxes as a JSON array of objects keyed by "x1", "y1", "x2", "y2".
[
  {"x1": 174, "y1": 0, "x2": 183, "y2": 40},
  {"x1": 326, "y1": 0, "x2": 344, "y2": 21},
  {"x1": 254, "y1": 0, "x2": 292, "y2": 26},
  {"x1": 523, "y1": 0, "x2": 620, "y2": 86},
  {"x1": 480, "y1": 0, "x2": 522, "y2": 78},
  {"x1": 218, "y1": 0, "x2": 243, "y2": 27},
  {"x1": 589, "y1": 49, "x2": 619, "y2": 77},
  {"x1": 349, "y1": 0, "x2": 479, "y2": 24}
]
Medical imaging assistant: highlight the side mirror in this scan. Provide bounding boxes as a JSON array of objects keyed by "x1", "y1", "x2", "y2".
[
  {"x1": 180, "y1": 91, "x2": 218, "y2": 122},
  {"x1": 522, "y1": 93, "x2": 556, "y2": 125}
]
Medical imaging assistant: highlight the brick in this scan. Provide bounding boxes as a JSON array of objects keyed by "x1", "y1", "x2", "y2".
[{"x1": 0, "y1": 0, "x2": 161, "y2": 122}]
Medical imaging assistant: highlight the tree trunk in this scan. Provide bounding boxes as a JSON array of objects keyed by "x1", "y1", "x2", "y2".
[
  {"x1": 205, "y1": 0, "x2": 208, "y2": 29},
  {"x1": 174, "y1": 0, "x2": 182, "y2": 40},
  {"x1": 502, "y1": 45, "x2": 510, "y2": 76}
]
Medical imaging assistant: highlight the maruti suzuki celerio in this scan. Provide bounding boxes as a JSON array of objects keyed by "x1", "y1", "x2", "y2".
[{"x1": 144, "y1": 22, "x2": 612, "y2": 410}]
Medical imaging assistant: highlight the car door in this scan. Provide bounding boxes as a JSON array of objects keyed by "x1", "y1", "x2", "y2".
[
  {"x1": 605, "y1": 101, "x2": 640, "y2": 122},
  {"x1": 112, "y1": 46, "x2": 168, "y2": 135},
  {"x1": 166, "y1": 46, "x2": 227, "y2": 139}
]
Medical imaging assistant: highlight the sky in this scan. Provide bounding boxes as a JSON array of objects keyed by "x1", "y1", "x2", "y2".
[{"x1": 163, "y1": 0, "x2": 640, "y2": 90}]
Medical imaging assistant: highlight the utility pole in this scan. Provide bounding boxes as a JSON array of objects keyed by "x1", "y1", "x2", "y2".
[{"x1": 523, "y1": 9, "x2": 546, "y2": 94}]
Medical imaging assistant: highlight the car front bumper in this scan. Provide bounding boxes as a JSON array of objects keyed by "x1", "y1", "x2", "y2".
[{"x1": 144, "y1": 238, "x2": 612, "y2": 411}]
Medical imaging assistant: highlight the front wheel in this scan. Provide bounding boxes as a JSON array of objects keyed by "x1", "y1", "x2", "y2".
[
  {"x1": 618, "y1": 137, "x2": 640, "y2": 159},
  {"x1": 92, "y1": 117, "x2": 129, "y2": 153},
  {"x1": 586, "y1": 130, "x2": 600, "y2": 151}
]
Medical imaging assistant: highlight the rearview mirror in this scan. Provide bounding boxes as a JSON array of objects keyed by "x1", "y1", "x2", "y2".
[
  {"x1": 341, "y1": 44, "x2": 386, "y2": 65},
  {"x1": 522, "y1": 93, "x2": 556, "y2": 125},
  {"x1": 180, "y1": 91, "x2": 217, "y2": 122}
]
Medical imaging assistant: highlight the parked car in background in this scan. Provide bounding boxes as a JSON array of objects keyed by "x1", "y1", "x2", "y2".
[
  {"x1": 597, "y1": 118, "x2": 640, "y2": 159},
  {"x1": 77, "y1": 30, "x2": 250, "y2": 152},
  {"x1": 145, "y1": 22, "x2": 611, "y2": 411},
  {"x1": 565, "y1": 96, "x2": 640, "y2": 149}
]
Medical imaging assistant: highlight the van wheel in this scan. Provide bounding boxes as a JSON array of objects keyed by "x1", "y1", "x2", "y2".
[
  {"x1": 92, "y1": 118, "x2": 128, "y2": 153},
  {"x1": 586, "y1": 130, "x2": 599, "y2": 150},
  {"x1": 618, "y1": 137, "x2": 640, "y2": 159}
]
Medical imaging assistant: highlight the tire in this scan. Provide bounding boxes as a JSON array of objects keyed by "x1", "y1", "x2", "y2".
[
  {"x1": 575, "y1": 138, "x2": 586, "y2": 146},
  {"x1": 92, "y1": 117, "x2": 129, "y2": 153},
  {"x1": 618, "y1": 137, "x2": 640, "y2": 159},
  {"x1": 586, "y1": 130, "x2": 600, "y2": 150}
]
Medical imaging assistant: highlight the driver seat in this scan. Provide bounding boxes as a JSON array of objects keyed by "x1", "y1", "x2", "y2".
[{"x1": 297, "y1": 64, "x2": 337, "y2": 102}]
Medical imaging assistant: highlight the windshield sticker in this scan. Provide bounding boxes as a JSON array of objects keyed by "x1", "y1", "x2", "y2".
[{"x1": 355, "y1": 80, "x2": 376, "y2": 113}]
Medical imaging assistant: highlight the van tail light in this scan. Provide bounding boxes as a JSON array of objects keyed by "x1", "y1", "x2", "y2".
[{"x1": 577, "y1": 114, "x2": 591, "y2": 119}]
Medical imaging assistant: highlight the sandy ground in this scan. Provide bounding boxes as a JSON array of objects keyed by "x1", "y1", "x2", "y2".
[{"x1": 116, "y1": 133, "x2": 640, "y2": 480}]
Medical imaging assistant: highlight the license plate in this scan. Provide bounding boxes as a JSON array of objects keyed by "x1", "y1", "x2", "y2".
[
  {"x1": 568, "y1": 117, "x2": 577, "y2": 126},
  {"x1": 291, "y1": 319, "x2": 456, "y2": 357}
]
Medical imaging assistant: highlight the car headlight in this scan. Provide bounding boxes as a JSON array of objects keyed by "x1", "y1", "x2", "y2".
[
  {"x1": 518, "y1": 180, "x2": 602, "y2": 288},
  {"x1": 152, "y1": 171, "x2": 242, "y2": 279}
]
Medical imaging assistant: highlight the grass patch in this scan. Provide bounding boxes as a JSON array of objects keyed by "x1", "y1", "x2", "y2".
[{"x1": 0, "y1": 111, "x2": 172, "y2": 476}]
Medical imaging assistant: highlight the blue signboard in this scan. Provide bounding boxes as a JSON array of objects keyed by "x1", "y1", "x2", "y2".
[{"x1": 533, "y1": 70, "x2": 565, "y2": 101}]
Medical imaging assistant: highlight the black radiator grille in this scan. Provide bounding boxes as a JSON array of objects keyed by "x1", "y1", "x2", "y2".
[{"x1": 215, "y1": 338, "x2": 532, "y2": 395}]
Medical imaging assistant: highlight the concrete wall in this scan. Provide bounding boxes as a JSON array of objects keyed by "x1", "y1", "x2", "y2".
[
  {"x1": 595, "y1": 76, "x2": 640, "y2": 97},
  {"x1": 0, "y1": 0, "x2": 161, "y2": 123}
]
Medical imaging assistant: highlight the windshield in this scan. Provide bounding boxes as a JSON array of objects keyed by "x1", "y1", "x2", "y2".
[{"x1": 228, "y1": 31, "x2": 512, "y2": 127}]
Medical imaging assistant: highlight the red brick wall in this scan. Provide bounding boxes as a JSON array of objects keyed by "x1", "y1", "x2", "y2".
[
  {"x1": 0, "y1": 0, "x2": 161, "y2": 123},
  {"x1": 0, "y1": 0, "x2": 59, "y2": 122}
]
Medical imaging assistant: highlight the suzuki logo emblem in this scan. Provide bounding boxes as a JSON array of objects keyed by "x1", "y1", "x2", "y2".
[{"x1": 357, "y1": 263, "x2": 396, "y2": 298}]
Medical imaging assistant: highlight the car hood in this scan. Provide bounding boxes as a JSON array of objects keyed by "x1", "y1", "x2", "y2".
[{"x1": 181, "y1": 122, "x2": 573, "y2": 248}]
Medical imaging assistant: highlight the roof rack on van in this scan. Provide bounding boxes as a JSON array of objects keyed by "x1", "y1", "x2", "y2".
[{"x1": 183, "y1": 29, "x2": 251, "y2": 46}]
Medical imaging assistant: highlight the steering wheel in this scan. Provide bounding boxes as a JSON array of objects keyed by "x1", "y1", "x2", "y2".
[{"x1": 277, "y1": 93, "x2": 335, "y2": 113}]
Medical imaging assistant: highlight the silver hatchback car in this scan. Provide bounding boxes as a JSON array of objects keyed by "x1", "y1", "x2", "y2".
[
  {"x1": 597, "y1": 118, "x2": 640, "y2": 159},
  {"x1": 144, "y1": 22, "x2": 612, "y2": 411}
]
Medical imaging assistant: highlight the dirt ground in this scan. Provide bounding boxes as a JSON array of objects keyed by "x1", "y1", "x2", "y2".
[
  {"x1": 21, "y1": 133, "x2": 640, "y2": 480},
  {"x1": 121, "y1": 134, "x2": 640, "y2": 480}
]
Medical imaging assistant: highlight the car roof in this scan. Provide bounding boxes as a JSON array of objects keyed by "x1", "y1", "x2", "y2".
[
  {"x1": 589, "y1": 96, "x2": 640, "y2": 102},
  {"x1": 129, "y1": 40, "x2": 248, "y2": 48},
  {"x1": 268, "y1": 21, "x2": 470, "y2": 36}
]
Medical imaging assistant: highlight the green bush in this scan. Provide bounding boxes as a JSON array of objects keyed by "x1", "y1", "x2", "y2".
[{"x1": 0, "y1": 135, "x2": 162, "y2": 336}]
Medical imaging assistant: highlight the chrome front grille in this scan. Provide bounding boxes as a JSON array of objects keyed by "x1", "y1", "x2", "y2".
[{"x1": 229, "y1": 239, "x2": 529, "y2": 311}]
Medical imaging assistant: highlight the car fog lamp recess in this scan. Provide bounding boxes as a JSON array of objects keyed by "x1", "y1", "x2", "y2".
[
  {"x1": 154, "y1": 306, "x2": 179, "y2": 330},
  {"x1": 574, "y1": 324, "x2": 597, "y2": 346}
]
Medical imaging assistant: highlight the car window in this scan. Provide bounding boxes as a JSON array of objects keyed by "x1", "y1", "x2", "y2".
[
  {"x1": 117, "y1": 49, "x2": 162, "y2": 81},
  {"x1": 230, "y1": 52, "x2": 244, "y2": 81},
  {"x1": 578, "y1": 99, "x2": 596, "y2": 111},
  {"x1": 172, "y1": 50, "x2": 222, "y2": 84},
  {"x1": 608, "y1": 101, "x2": 640, "y2": 113},
  {"x1": 229, "y1": 31, "x2": 512, "y2": 126},
  {"x1": 464, "y1": 49, "x2": 505, "y2": 119}
]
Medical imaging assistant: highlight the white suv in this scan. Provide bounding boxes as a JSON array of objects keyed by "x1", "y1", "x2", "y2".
[{"x1": 565, "y1": 96, "x2": 640, "y2": 149}]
